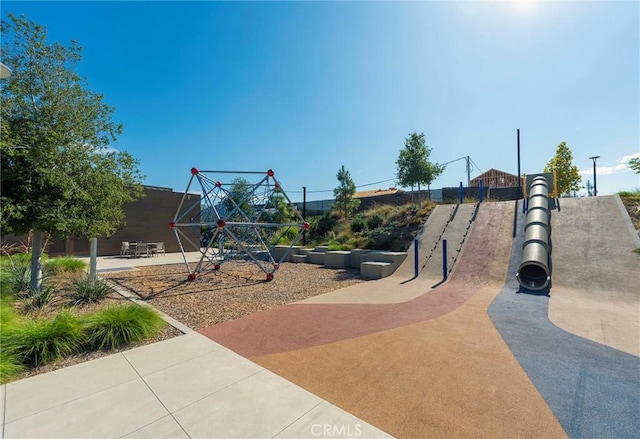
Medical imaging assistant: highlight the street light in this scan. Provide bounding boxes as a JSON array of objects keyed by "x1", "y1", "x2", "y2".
[{"x1": 589, "y1": 156, "x2": 600, "y2": 196}]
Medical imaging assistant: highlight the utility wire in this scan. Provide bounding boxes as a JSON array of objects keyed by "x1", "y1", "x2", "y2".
[
  {"x1": 468, "y1": 157, "x2": 484, "y2": 175},
  {"x1": 288, "y1": 156, "x2": 482, "y2": 194},
  {"x1": 288, "y1": 177, "x2": 397, "y2": 194}
]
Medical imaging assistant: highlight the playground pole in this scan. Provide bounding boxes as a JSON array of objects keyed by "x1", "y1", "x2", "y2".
[
  {"x1": 302, "y1": 186, "x2": 307, "y2": 245},
  {"x1": 442, "y1": 239, "x2": 448, "y2": 281},
  {"x1": 414, "y1": 238, "x2": 419, "y2": 278},
  {"x1": 517, "y1": 129, "x2": 521, "y2": 198}
]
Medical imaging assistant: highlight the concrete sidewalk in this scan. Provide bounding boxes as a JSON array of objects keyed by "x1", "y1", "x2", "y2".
[
  {"x1": 1, "y1": 332, "x2": 390, "y2": 439},
  {"x1": 77, "y1": 251, "x2": 204, "y2": 273},
  {"x1": 1, "y1": 253, "x2": 390, "y2": 438}
]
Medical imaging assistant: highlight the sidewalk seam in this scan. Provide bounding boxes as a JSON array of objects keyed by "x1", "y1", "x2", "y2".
[
  {"x1": 121, "y1": 355, "x2": 192, "y2": 439},
  {"x1": 2, "y1": 384, "x2": 6, "y2": 439},
  {"x1": 123, "y1": 340, "x2": 225, "y2": 378},
  {"x1": 166, "y1": 369, "x2": 265, "y2": 415},
  {"x1": 2, "y1": 370, "x2": 140, "y2": 425},
  {"x1": 270, "y1": 399, "x2": 324, "y2": 438}
]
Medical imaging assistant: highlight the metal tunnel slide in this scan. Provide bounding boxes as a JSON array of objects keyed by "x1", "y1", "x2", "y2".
[{"x1": 516, "y1": 176, "x2": 551, "y2": 291}]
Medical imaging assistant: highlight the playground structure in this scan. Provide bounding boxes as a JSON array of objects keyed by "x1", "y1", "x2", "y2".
[
  {"x1": 170, "y1": 168, "x2": 308, "y2": 281},
  {"x1": 517, "y1": 174, "x2": 554, "y2": 291}
]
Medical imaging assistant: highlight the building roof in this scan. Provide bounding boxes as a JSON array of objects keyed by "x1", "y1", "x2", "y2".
[
  {"x1": 353, "y1": 187, "x2": 404, "y2": 199},
  {"x1": 471, "y1": 168, "x2": 517, "y2": 180}
]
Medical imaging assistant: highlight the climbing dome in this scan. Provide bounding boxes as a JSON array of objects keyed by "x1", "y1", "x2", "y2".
[{"x1": 170, "y1": 168, "x2": 308, "y2": 281}]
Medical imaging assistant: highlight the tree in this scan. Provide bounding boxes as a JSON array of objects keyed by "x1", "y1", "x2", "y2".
[
  {"x1": 222, "y1": 177, "x2": 254, "y2": 219},
  {"x1": 629, "y1": 157, "x2": 640, "y2": 174},
  {"x1": 543, "y1": 141, "x2": 582, "y2": 196},
  {"x1": 333, "y1": 165, "x2": 360, "y2": 218},
  {"x1": 396, "y1": 132, "x2": 443, "y2": 203},
  {"x1": 1, "y1": 14, "x2": 144, "y2": 292}
]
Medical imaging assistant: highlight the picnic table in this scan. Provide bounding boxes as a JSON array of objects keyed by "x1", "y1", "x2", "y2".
[{"x1": 122, "y1": 242, "x2": 165, "y2": 257}]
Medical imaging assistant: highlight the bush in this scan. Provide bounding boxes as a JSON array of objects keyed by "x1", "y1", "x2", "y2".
[
  {"x1": 0, "y1": 350, "x2": 26, "y2": 384},
  {"x1": 2, "y1": 255, "x2": 31, "y2": 298},
  {"x1": 273, "y1": 226, "x2": 301, "y2": 245},
  {"x1": 0, "y1": 300, "x2": 25, "y2": 383},
  {"x1": 72, "y1": 276, "x2": 114, "y2": 304},
  {"x1": 618, "y1": 190, "x2": 640, "y2": 199},
  {"x1": 45, "y1": 257, "x2": 88, "y2": 275},
  {"x1": 1, "y1": 295, "x2": 18, "y2": 324},
  {"x1": 82, "y1": 304, "x2": 165, "y2": 350},
  {"x1": 1, "y1": 254, "x2": 54, "y2": 299},
  {"x1": 23, "y1": 284, "x2": 56, "y2": 311},
  {"x1": 3, "y1": 310, "x2": 84, "y2": 366},
  {"x1": 350, "y1": 215, "x2": 367, "y2": 233},
  {"x1": 366, "y1": 213, "x2": 384, "y2": 230},
  {"x1": 309, "y1": 212, "x2": 338, "y2": 240}
]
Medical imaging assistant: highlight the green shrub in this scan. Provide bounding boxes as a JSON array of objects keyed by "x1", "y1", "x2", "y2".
[
  {"x1": 82, "y1": 304, "x2": 165, "y2": 350},
  {"x1": 3, "y1": 310, "x2": 84, "y2": 366},
  {"x1": 1, "y1": 295, "x2": 18, "y2": 325},
  {"x1": 618, "y1": 189, "x2": 640, "y2": 198},
  {"x1": 0, "y1": 349, "x2": 26, "y2": 384},
  {"x1": 350, "y1": 215, "x2": 367, "y2": 233},
  {"x1": 273, "y1": 226, "x2": 301, "y2": 245},
  {"x1": 23, "y1": 284, "x2": 56, "y2": 311},
  {"x1": 1, "y1": 254, "x2": 54, "y2": 299},
  {"x1": 366, "y1": 213, "x2": 384, "y2": 230},
  {"x1": 308, "y1": 212, "x2": 338, "y2": 240},
  {"x1": 364, "y1": 220, "x2": 402, "y2": 250},
  {"x1": 45, "y1": 257, "x2": 88, "y2": 275},
  {"x1": 0, "y1": 298, "x2": 24, "y2": 383},
  {"x1": 2, "y1": 255, "x2": 31, "y2": 298},
  {"x1": 72, "y1": 276, "x2": 113, "y2": 304}
]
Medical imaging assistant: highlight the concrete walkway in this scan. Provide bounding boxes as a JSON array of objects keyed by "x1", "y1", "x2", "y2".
[
  {"x1": 1, "y1": 253, "x2": 390, "y2": 439},
  {"x1": 1, "y1": 332, "x2": 390, "y2": 439},
  {"x1": 77, "y1": 251, "x2": 204, "y2": 272}
]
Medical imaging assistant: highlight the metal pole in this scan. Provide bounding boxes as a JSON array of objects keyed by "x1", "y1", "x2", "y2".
[
  {"x1": 302, "y1": 186, "x2": 307, "y2": 245},
  {"x1": 479, "y1": 179, "x2": 484, "y2": 203},
  {"x1": 89, "y1": 237, "x2": 98, "y2": 279},
  {"x1": 414, "y1": 238, "x2": 419, "y2": 278},
  {"x1": 517, "y1": 129, "x2": 521, "y2": 199},
  {"x1": 593, "y1": 161, "x2": 597, "y2": 196},
  {"x1": 459, "y1": 182, "x2": 464, "y2": 204},
  {"x1": 589, "y1": 156, "x2": 599, "y2": 196},
  {"x1": 466, "y1": 156, "x2": 471, "y2": 187},
  {"x1": 442, "y1": 239, "x2": 448, "y2": 281}
]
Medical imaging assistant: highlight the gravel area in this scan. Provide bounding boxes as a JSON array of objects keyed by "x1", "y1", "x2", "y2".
[{"x1": 105, "y1": 261, "x2": 368, "y2": 330}]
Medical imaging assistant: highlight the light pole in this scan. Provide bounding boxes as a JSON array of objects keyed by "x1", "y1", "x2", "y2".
[{"x1": 589, "y1": 156, "x2": 600, "y2": 196}]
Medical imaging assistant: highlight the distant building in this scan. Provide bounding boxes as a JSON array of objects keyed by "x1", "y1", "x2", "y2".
[
  {"x1": 2, "y1": 186, "x2": 200, "y2": 257},
  {"x1": 470, "y1": 169, "x2": 519, "y2": 188},
  {"x1": 353, "y1": 187, "x2": 404, "y2": 198}
]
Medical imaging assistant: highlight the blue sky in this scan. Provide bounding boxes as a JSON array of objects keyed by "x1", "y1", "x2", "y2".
[{"x1": 3, "y1": 1, "x2": 639, "y2": 201}]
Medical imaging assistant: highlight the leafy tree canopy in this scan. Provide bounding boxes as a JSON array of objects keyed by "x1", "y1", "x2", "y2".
[
  {"x1": 221, "y1": 177, "x2": 255, "y2": 219},
  {"x1": 543, "y1": 141, "x2": 582, "y2": 196},
  {"x1": 396, "y1": 132, "x2": 443, "y2": 201},
  {"x1": 1, "y1": 13, "x2": 144, "y2": 239},
  {"x1": 628, "y1": 157, "x2": 640, "y2": 174},
  {"x1": 1, "y1": 14, "x2": 144, "y2": 291},
  {"x1": 333, "y1": 165, "x2": 360, "y2": 218}
]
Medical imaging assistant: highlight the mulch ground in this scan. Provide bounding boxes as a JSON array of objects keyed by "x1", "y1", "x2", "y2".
[{"x1": 104, "y1": 261, "x2": 367, "y2": 330}]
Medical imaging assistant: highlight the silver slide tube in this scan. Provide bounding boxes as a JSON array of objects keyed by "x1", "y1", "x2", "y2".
[{"x1": 517, "y1": 176, "x2": 551, "y2": 290}]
